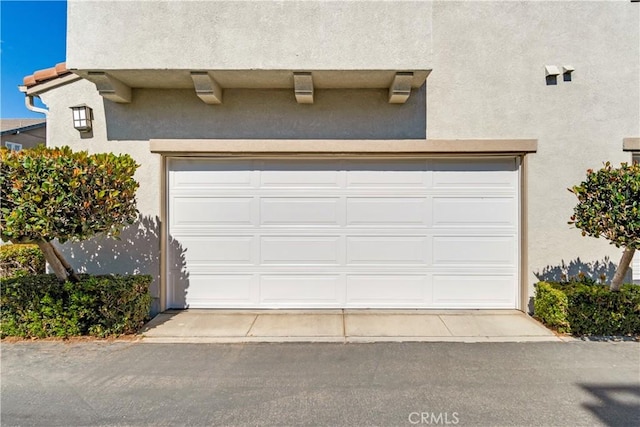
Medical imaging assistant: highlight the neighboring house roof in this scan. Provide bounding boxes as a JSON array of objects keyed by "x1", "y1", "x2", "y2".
[
  {"x1": 0, "y1": 119, "x2": 46, "y2": 136},
  {"x1": 23, "y1": 62, "x2": 71, "y2": 88}
]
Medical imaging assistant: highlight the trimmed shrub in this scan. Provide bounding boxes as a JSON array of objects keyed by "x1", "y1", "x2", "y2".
[
  {"x1": 564, "y1": 283, "x2": 640, "y2": 336},
  {"x1": 1, "y1": 146, "x2": 139, "y2": 282},
  {"x1": 0, "y1": 274, "x2": 152, "y2": 338},
  {"x1": 534, "y1": 281, "x2": 640, "y2": 336},
  {"x1": 0, "y1": 244, "x2": 45, "y2": 278},
  {"x1": 568, "y1": 161, "x2": 640, "y2": 290},
  {"x1": 534, "y1": 282, "x2": 570, "y2": 333}
]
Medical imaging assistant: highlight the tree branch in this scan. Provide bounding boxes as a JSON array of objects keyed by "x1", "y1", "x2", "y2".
[
  {"x1": 36, "y1": 241, "x2": 68, "y2": 282},
  {"x1": 50, "y1": 243, "x2": 80, "y2": 283},
  {"x1": 611, "y1": 247, "x2": 635, "y2": 291}
]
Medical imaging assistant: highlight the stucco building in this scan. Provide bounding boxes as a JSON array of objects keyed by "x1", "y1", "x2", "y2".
[
  {"x1": 20, "y1": 1, "x2": 640, "y2": 314},
  {"x1": 0, "y1": 119, "x2": 46, "y2": 150}
]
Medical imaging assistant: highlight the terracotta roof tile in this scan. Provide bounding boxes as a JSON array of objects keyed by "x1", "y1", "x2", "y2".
[
  {"x1": 23, "y1": 62, "x2": 71, "y2": 88},
  {"x1": 23, "y1": 75, "x2": 36, "y2": 86},
  {"x1": 54, "y1": 62, "x2": 67, "y2": 73},
  {"x1": 33, "y1": 67, "x2": 58, "y2": 81}
]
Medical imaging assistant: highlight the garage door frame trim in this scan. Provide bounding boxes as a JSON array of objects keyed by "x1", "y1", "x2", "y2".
[{"x1": 156, "y1": 139, "x2": 537, "y2": 312}]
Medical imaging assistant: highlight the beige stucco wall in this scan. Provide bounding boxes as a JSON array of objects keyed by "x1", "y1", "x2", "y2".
[
  {"x1": 67, "y1": 0, "x2": 432, "y2": 71},
  {"x1": 43, "y1": 0, "x2": 639, "y2": 312},
  {"x1": 102, "y1": 87, "x2": 427, "y2": 141},
  {"x1": 39, "y1": 79, "x2": 163, "y2": 312},
  {"x1": 37, "y1": 79, "x2": 428, "y2": 314},
  {"x1": 427, "y1": 0, "x2": 640, "y2": 302},
  {"x1": 1, "y1": 126, "x2": 46, "y2": 150},
  {"x1": 40, "y1": 79, "x2": 161, "y2": 217}
]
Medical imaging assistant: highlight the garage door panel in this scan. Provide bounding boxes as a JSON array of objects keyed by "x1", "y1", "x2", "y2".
[
  {"x1": 347, "y1": 236, "x2": 428, "y2": 264},
  {"x1": 170, "y1": 160, "x2": 254, "y2": 189},
  {"x1": 346, "y1": 198, "x2": 429, "y2": 226},
  {"x1": 433, "y1": 197, "x2": 516, "y2": 227},
  {"x1": 260, "y1": 275, "x2": 343, "y2": 304},
  {"x1": 261, "y1": 198, "x2": 342, "y2": 226},
  {"x1": 172, "y1": 197, "x2": 255, "y2": 227},
  {"x1": 346, "y1": 161, "x2": 427, "y2": 187},
  {"x1": 432, "y1": 236, "x2": 515, "y2": 266},
  {"x1": 261, "y1": 236, "x2": 341, "y2": 264},
  {"x1": 432, "y1": 275, "x2": 517, "y2": 308},
  {"x1": 432, "y1": 159, "x2": 517, "y2": 189},
  {"x1": 178, "y1": 236, "x2": 254, "y2": 265},
  {"x1": 183, "y1": 274, "x2": 256, "y2": 307},
  {"x1": 259, "y1": 160, "x2": 342, "y2": 188},
  {"x1": 168, "y1": 157, "x2": 520, "y2": 309},
  {"x1": 346, "y1": 275, "x2": 428, "y2": 305}
]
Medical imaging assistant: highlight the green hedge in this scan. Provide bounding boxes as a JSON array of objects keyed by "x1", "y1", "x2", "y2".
[
  {"x1": 1, "y1": 274, "x2": 152, "y2": 338},
  {"x1": 534, "y1": 282, "x2": 571, "y2": 333},
  {"x1": 0, "y1": 244, "x2": 45, "y2": 278},
  {"x1": 534, "y1": 281, "x2": 640, "y2": 336}
]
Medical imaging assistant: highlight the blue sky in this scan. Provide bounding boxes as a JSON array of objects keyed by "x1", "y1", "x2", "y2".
[{"x1": 1, "y1": 1, "x2": 67, "y2": 118}]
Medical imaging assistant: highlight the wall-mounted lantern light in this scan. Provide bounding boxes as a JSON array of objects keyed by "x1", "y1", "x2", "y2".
[{"x1": 70, "y1": 104, "x2": 93, "y2": 133}]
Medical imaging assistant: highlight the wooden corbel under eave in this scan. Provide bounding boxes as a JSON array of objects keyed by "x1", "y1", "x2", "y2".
[
  {"x1": 87, "y1": 71, "x2": 132, "y2": 103},
  {"x1": 190, "y1": 72, "x2": 223, "y2": 104},
  {"x1": 294, "y1": 72, "x2": 314, "y2": 104},
  {"x1": 388, "y1": 72, "x2": 414, "y2": 104}
]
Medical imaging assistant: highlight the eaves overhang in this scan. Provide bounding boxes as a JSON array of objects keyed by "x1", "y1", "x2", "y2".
[
  {"x1": 73, "y1": 69, "x2": 431, "y2": 105},
  {"x1": 20, "y1": 73, "x2": 83, "y2": 96},
  {"x1": 0, "y1": 122, "x2": 46, "y2": 136}
]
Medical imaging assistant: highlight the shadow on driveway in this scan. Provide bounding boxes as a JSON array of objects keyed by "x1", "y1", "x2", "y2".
[{"x1": 579, "y1": 384, "x2": 640, "y2": 426}]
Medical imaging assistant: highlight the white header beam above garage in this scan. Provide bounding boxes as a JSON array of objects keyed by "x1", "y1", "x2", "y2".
[{"x1": 150, "y1": 139, "x2": 538, "y2": 155}]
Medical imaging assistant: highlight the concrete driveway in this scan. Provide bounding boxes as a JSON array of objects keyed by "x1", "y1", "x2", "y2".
[
  {"x1": 1, "y1": 341, "x2": 638, "y2": 426},
  {"x1": 140, "y1": 309, "x2": 559, "y2": 343}
]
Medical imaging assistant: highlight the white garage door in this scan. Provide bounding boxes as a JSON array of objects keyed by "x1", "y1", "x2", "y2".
[{"x1": 167, "y1": 157, "x2": 520, "y2": 309}]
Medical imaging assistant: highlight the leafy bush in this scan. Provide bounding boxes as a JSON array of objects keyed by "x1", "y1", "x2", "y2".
[
  {"x1": 0, "y1": 146, "x2": 139, "y2": 282},
  {"x1": 0, "y1": 244, "x2": 45, "y2": 278},
  {"x1": 535, "y1": 281, "x2": 640, "y2": 336},
  {"x1": 534, "y1": 282, "x2": 570, "y2": 333},
  {"x1": 569, "y1": 161, "x2": 640, "y2": 290},
  {"x1": 0, "y1": 274, "x2": 152, "y2": 338}
]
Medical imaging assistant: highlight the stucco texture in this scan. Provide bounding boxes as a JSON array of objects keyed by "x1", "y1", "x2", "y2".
[
  {"x1": 427, "y1": 0, "x2": 640, "y2": 297},
  {"x1": 67, "y1": 0, "x2": 432, "y2": 70},
  {"x1": 39, "y1": 79, "x2": 163, "y2": 312},
  {"x1": 38, "y1": 0, "x2": 640, "y2": 311}
]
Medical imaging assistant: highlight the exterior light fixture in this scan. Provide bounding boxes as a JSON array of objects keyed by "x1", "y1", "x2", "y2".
[{"x1": 70, "y1": 104, "x2": 93, "y2": 132}]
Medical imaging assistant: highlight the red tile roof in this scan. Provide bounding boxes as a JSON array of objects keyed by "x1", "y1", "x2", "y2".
[{"x1": 23, "y1": 62, "x2": 72, "y2": 88}]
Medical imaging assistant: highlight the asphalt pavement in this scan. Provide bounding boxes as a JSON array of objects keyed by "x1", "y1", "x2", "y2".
[{"x1": 1, "y1": 341, "x2": 639, "y2": 426}]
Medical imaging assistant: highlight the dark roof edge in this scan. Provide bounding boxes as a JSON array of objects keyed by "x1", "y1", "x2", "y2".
[{"x1": 0, "y1": 122, "x2": 46, "y2": 136}]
